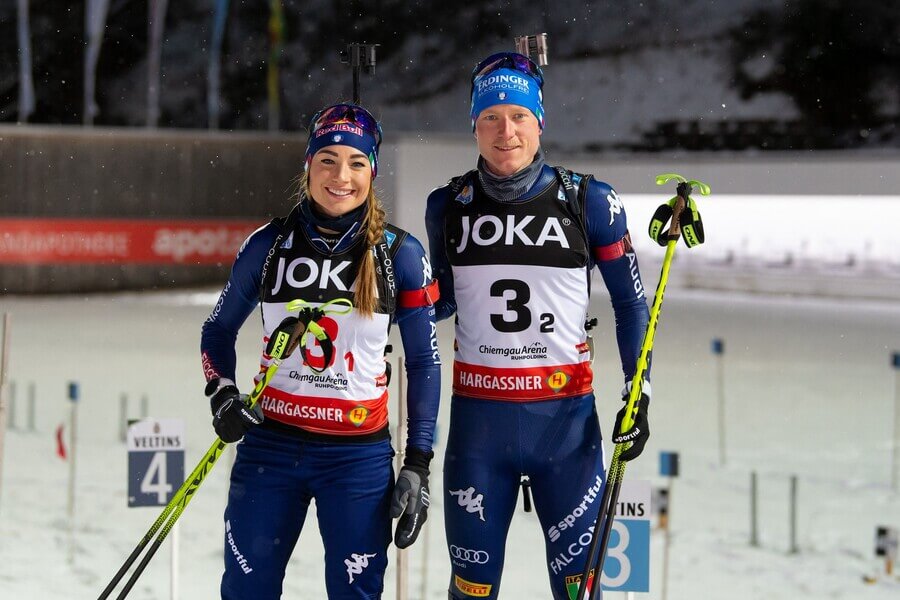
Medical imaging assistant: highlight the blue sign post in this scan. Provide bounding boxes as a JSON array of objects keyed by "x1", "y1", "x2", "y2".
[
  {"x1": 660, "y1": 451, "x2": 680, "y2": 477},
  {"x1": 658, "y1": 451, "x2": 680, "y2": 600}
]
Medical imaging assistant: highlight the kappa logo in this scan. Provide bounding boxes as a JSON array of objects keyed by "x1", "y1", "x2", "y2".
[
  {"x1": 421, "y1": 255, "x2": 433, "y2": 286},
  {"x1": 345, "y1": 552, "x2": 377, "y2": 584},
  {"x1": 449, "y1": 486, "x2": 486, "y2": 521},
  {"x1": 607, "y1": 190, "x2": 623, "y2": 225}
]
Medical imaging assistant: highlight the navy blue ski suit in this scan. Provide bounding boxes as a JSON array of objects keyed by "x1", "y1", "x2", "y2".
[
  {"x1": 426, "y1": 164, "x2": 649, "y2": 600},
  {"x1": 201, "y1": 205, "x2": 440, "y2": 599}
]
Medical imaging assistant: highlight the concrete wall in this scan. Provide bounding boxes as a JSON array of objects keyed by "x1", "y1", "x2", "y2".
[{"x1": 0, "y1": 125, "x2": 307, "y2": 293}]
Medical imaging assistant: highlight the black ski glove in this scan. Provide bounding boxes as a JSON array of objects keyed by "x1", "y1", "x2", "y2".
[
  {"x1": 206, "y1": 378, "x2": 264, "y2": 443},
  {"x1": 390, "y1": 446, "x2": 433, "y2": 549},
  {"x1": 612, "y1": 380, "x2": 651, "y2": 462}
]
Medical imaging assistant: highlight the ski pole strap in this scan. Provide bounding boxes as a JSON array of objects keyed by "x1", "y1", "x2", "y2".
[
  {"x1": 285, "y1": 298, "x2": 354, "y2": 374},
  {"x1": 648, "y1": 194, "x2": 705, "y2": 248},
  {"x1": 651, "y1": 173, "x2": 711, "y2": 248}
]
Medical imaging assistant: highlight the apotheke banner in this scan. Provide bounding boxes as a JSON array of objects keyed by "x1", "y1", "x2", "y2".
[{"x1": 0, "y1": 219, "x2": 257, "y2": 264}]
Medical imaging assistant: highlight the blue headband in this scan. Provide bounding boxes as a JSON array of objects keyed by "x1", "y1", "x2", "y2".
[
  {"x1": 305, "y1": 104, "x2": 381, "y2": 177},
  {"x1": 470, "y1": 67, "x2": 544, "y2": 129}
]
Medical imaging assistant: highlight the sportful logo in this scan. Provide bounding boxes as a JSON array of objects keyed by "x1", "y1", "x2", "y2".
[
  {"x1": 449, "y1": 486, "x2": 486, "y2": 522},
  {"x1": 547, "y1": 475, "x2": 603, "y2": 542},
  {"x1": 225, "y1": 520, "x2": 253, "y2": 574},
  {"x1": 455, "y1": 215, "x2": 570, "y2": 253},
  {"x1": 450, "y1": 545, "x2": 490, "y2": 564},
  {"x1": 345, "y1": 552, "x2": 377, "y2": 584}
]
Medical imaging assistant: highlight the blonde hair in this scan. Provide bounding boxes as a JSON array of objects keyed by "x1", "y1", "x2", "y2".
[{"x1": 295, "y1": 170, "x2": 386, "y2": 318}]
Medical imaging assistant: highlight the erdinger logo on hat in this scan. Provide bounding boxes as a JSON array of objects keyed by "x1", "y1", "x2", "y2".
[
  {"x1": 475, "y1": 72, "x2": 532, "y2": 95},
  {"x1": 470, "y1": 66, "x2": 544, "y2": 129}
]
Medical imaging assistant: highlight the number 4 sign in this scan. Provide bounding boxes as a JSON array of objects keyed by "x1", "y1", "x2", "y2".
[{"x1": 127, "y1": 418, "x2": 185, "y2": 507}]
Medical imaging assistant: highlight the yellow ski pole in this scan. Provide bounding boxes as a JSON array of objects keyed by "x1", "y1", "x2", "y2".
[
  {"x1": 98, "y1": 309, "x2": 306, "y2": 599},
  {"x1": 576, "y1": 173, "x2": 710, "y2": 600}
]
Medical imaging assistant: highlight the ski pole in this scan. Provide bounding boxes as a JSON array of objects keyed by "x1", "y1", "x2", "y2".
[
  {"x1": 98, "y1": 304, "x2": 308, "y2": 599},
  {"x1": 576, "y1": 174, "x2": 709, "y2": 600}
]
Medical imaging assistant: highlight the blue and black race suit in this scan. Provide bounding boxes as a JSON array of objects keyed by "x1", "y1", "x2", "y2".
[{"x1": 426, "y1": 164, "x2": 649, "y2": 600}]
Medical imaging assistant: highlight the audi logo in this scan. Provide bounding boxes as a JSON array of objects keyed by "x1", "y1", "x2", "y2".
[{"x1": 450, "y1": 545, "x2": 489, "y2": 564}]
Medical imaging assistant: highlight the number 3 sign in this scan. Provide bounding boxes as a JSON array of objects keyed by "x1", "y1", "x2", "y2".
[{"x1": 601, "y1": 479, "x2": 651, "y2": 593}]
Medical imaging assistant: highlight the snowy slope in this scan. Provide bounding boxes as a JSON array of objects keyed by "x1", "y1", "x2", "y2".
[{"x1": 0, "y1": 286, "x2": 898, "y2": 599}]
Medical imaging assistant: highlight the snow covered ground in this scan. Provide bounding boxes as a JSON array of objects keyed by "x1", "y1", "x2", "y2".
[{"x1": 1, "y1": 282, "x2": 899, "y2": 599}]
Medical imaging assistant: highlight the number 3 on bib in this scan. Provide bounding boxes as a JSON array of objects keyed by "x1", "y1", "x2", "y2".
[{"x1": 489, "y1": 279, "x2": 555, "y2": 333}]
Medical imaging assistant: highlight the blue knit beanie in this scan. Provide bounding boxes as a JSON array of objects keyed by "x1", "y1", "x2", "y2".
[{"x1": 471, "y1": 66, "x2": 544, "y2": 129}]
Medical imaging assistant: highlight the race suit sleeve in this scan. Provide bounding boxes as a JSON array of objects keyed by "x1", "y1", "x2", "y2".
[
  {"x1": 585, "y1": 179, "x2": 651, "y2": 383},
  {"x1": 200, "y1": 223, "x2": 278, "y2": 384},
  {"x1": 393, "y1": 232, "x2": 442, "y2": 453},
  {"x1": 424, "y1": 185, "x2": 457, "y2": 322}
]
